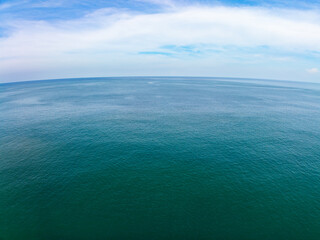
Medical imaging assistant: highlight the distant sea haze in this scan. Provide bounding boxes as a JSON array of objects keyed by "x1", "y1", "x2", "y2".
[{"x1": 1, "y1": 77, "x2": 320, "y2": 240}]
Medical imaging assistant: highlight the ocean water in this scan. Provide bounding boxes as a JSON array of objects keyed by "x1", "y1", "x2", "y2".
[{"x1": 1, "y1": 77, "x2": 320, "y2": 240}]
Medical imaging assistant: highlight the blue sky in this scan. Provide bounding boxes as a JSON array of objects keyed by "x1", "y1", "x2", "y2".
[{"x1": 0, "y1": 0, "x2": 320, "y2": 83}]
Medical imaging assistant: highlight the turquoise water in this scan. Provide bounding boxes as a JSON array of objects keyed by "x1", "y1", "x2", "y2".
[{"x1": 1, "y1": 77, "x2": 320, "y2": 240}]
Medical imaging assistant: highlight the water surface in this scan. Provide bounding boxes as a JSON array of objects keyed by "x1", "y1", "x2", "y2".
[{"x1": 1, "y1": 77, "x2": 320, "y2": 239}]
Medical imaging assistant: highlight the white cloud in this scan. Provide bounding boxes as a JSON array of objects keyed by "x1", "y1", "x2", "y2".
[
  {"x1": 31, "y1": 1, "x2": 64, "y2": 8},
  {"x1": 1, "y1": 5, "x2": 320, "y2": 82},
  {"x1": 136, "y1": 0, "x2": 178, "y2": 8},
  {"x1": 0, "y1": 2, "x2": 21, "y2": 10},
  {"x1": 307, "y1": 68, "x2": 319, "y2": 74}
]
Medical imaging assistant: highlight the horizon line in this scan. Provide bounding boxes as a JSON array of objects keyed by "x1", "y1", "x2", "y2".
[{"x1": 1, "y1": 75, "x2": 319, "y2": 86}]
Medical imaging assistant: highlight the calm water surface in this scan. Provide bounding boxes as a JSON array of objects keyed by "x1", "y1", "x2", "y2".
[{"x1": 1, "y1": 77, "x2": 320, "y2": 239}]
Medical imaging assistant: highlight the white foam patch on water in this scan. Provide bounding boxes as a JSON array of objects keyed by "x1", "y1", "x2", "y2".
[
  {"x1": 124, "y1": 96, "x2": 135, "y2": 100},
  {"x1": 76, "y1": 82, "x2": 107, "y2": 86},
  {"x1": 11, "y1": 97, "x2": 43, "y2": 105}
]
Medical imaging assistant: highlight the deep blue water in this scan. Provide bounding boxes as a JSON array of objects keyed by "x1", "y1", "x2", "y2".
[{"x1": 1, "y1": 77, "x2": 320, "y2": 240}]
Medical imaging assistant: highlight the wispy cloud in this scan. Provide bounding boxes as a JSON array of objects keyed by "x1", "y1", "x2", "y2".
[
  {"x1": 307, "y1": 68, "x2": 319, "y2": 74},
  {"x1": 139, "y1": 51, "x2": 173, "y2": 56},
  {"x1": 1, "y1": 1, "x2": 320, "y2": 82},
  {"x1": 0, "y1": 3, "x2": 12, "y2": 10},
  {"x1": 31, "y1": 1, "x2": 65, "y2": 8},
  {"x1": 0, "y1": 1, "x2": 22, "y2": 11},
  {"x1": 136, "y1": 0, "x2": 178, "y2": 8}
]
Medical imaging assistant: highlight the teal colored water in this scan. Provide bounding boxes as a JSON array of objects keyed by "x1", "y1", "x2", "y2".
[{"x1": 1, "y1": 77, "x2": 320, "y2": 240}]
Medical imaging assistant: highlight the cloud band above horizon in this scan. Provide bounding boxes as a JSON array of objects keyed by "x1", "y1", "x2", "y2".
[{"x1": 0, "y1": 0, "x2": 320, "y2": 83}]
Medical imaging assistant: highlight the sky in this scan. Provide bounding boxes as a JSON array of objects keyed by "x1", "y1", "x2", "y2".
[{"x1": 0, "y1": 0, "x2": 320, "y2": 83}]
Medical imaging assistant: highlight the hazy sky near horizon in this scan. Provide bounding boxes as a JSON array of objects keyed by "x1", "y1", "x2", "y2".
[{"x1": 0, "y1": 0, "x2": 320, "y2": 83}]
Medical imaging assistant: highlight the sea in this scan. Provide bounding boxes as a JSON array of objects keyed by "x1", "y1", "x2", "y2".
[{"x1": 1, "y1": 77, "x2": 320, "y2": 240}]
